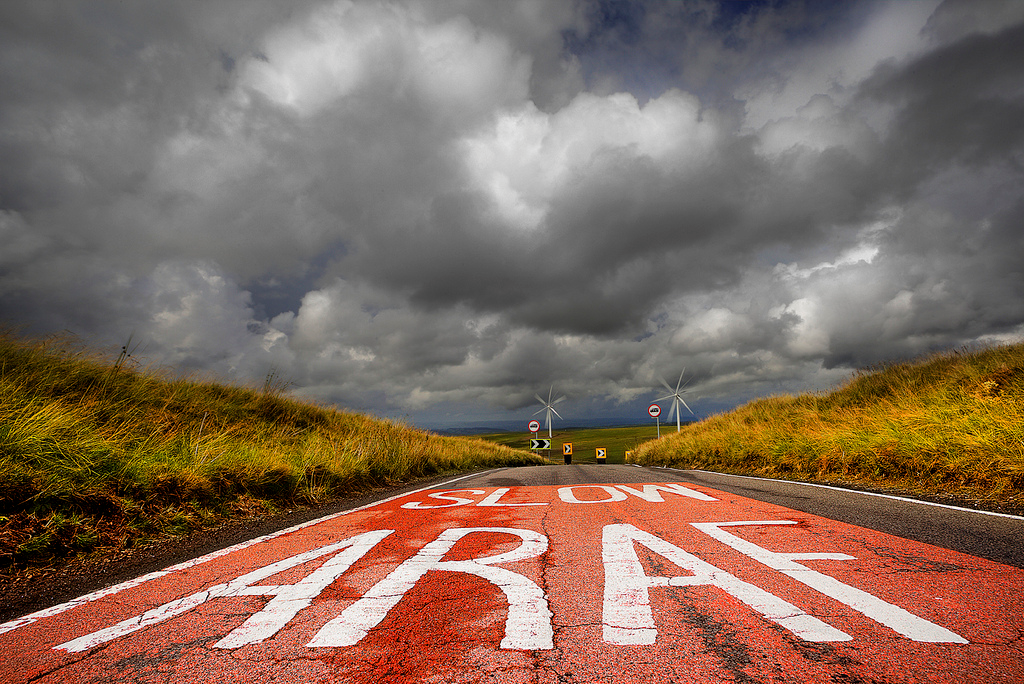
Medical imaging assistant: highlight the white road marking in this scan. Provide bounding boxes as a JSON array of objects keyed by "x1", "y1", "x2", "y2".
[
  {"x1": 477, "y1": 488, "x2": 548, "y2": 507},
  {"x1": 401, "y1": 489, "x2": 487, "y2": 509},
  {"x1": 0, "y1": 470, "x2": 497, "y2": 637},
  {"x1": 613, "y1": 483, "x2": 718, "y2": 502},
  {"x1": 658, "y1": 468, "x2": 1024, "y2": 520},
  {"x1": 558, "y1": 485, "x2": 627, "y2": 504},
  {"x1": 308, "y1": 527, "x2": 552, "y2": 650},
  {"x1": 601, "y1": 523, "x2": 850, "y2": 645},
  {"x1": 57, "y1": 531, "x2": 393, "y2": 653},
  {"x1": 692, "y1": 520, "x2": 967, "y2": 643},
  {"x1": 403, "y1": 484, "x2": 718, "y2": 509}
]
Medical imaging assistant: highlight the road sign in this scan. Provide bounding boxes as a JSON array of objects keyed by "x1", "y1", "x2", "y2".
[
  {"x1": 531, "y1": 438, "x2": 551, "y2": 450},
  {"x1": 648, "y1": 404, "x2": 661, "y2": 418},
  {"x1": 596, "y1": 447, "x2": 607, "y2": 462},
  {"x1": 528, "y1": 420, "x2": 540, "y2": 433},
  {"x1": 563, "y1": 443, "x2": 572, "y2": 455}
]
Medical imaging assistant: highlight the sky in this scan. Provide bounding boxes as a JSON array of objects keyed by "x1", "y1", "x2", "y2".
[{"x1": 2, "y1": 0, "x2": 1023, "y2": 431}]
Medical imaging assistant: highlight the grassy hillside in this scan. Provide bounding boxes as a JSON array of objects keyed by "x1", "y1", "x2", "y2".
[
  {"x1": 630, "y1": 343, "x2": 1024, "y2": 512},
  {"x1": 0, "y1": 332, "x2": 543, "y2": 576}
]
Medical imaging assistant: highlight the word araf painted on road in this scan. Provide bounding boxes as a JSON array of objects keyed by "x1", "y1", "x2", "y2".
[
  {"x1": 55, "y1": 484, "x2": 962, "y2": 654},
  {"x1": 3, "y1": 483, "x2": 1022, "y2": 683}
]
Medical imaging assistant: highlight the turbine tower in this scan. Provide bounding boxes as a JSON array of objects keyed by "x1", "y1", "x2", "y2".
[
  {"x1": 657, "y1": 369, "x2": 694, "y2": 432},
  {"x1": 533, "y1": 385, "x2": 565, "y2": 441}
]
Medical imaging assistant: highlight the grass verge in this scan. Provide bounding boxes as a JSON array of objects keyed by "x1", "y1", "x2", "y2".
[
  {"x1": 630, "y1": 342, "x2": 1024, "y2": 513},
  {"x1": 0, "y1": 331, "x2": 543, "y2": 579}
]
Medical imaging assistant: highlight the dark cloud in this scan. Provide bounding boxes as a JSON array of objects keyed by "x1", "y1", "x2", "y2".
[
  {"x1": 1, "y1": 0, "x2": 1022, "y2": 429},
  {"x1": 859, "y1": 22, "x2": 1024, "y2": 192}
]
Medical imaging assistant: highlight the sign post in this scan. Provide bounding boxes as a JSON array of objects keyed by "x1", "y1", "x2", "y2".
[
  {"x1": 528, "y1": 421, "x2": 549, "y2": 454},
  {"x1": 648, "y1": 403, "x2": 662, "y2": 438}
]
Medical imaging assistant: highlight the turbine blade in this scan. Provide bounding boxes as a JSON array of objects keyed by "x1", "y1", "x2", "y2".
[
  {"x1": 550, "y1": 407, "x2": 563, "y2": 420},
  {"x1": 659, "y1": 376, "x2": 673, "y2": 392},
  {"x1": 675, "y1": 368, "x2": 686, "y2": 392},
  {"x1": 667, "y1": 400, "x2": 678, "y2": 421},
  {"x1": 535, "y1": 394, "x2": 546, "y2": 405},
  {"x1": 553, "y1": 395, "x2": 566, "y2": 404},
  {"x1": 680, "y1": 398, "x2": 694, "y2": 415},
  {"x1": 545, "y1": 412, "x2": 551, "y2": 430},
  {"x1": 548, "y1": 385, "x2": 554, "y2": 403},
  {"x1": 655, "y1": 393, "x2": 674, "y2": 403},
  {"x1": 533, "y1": 406, "x2": 546, "y2": 416}
]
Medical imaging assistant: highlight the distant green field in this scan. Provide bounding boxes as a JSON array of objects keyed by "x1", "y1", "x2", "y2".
[{"x1": 476, "y1": 425, "x2": 673, "y2": 464}]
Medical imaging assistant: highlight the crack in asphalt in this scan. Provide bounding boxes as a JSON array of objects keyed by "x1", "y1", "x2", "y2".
[
  {"x1": 23, "y1": 630, "x2": 124, "y2": 683},
  {"x1": 532, "y1": 501, "x2": 556, "y2": 683},
  {"x1": 681, "y1": 607, "x2": 760, "y2": 684},
  {"x1": 781, "y1": 633, "x2": 890, "y2": 684},
  {"x1": 868, "y1": 545, "x2": 967, "y2": 573},
  {"x1": 962, "y1": 627, "x2": 1024, "y2": 647}
]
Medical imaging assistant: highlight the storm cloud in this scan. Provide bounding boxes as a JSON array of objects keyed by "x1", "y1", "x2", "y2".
[{"x1": 2, "y1": 0, "x2": 1022, "y2": 428}]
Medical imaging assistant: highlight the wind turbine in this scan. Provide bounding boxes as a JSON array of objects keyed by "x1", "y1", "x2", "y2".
[
  {"x1": 533, "y1": 385, "x2": 565, "y2": 441},
  {"x1": 657, "y1": 369, "x2": 694, "y2": 432}
]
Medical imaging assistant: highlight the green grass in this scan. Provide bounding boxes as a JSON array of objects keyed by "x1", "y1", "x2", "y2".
[
  {"x1": 478, "y1": 425, "x2": 664, "y2": 464},
  {"x1": 0, "y1": 331, "x2": 544, "y2": 575},
  {"x1": 630, "y1": 343, "x2": 1024, "y2": 511}
]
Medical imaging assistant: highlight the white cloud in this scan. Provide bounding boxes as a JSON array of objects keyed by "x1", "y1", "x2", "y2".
[
  {"x1": 460, "y1": 88, "x2": 718, "y2": 230},
  {"x1": 239, "y1": 1, "x2": 530, "y2": 124}
]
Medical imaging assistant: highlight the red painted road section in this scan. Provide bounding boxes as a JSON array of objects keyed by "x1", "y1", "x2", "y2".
[{"x1": 2, "y1": 482, "x2": 1022, "y2": 683}]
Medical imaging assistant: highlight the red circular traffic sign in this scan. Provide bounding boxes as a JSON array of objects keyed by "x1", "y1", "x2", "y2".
[
  {"x1": 648, "y1": 404, "x2": 662, "y2": 418},
  {"x1": 528, "y1": 420, "x2": 541, "y2": 433}
]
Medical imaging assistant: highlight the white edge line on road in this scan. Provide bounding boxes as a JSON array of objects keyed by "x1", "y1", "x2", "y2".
[
  {"x1": 0, "y1": 469, "x2": 499, "y2": 636},
  {"x1": 653, "y1": 466, "x2": 1024, "y2": 521}
]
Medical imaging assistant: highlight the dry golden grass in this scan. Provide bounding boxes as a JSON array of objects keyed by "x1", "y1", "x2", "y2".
[
  {"x1": 0, "y1": 331, "x2": 543, "y2": 574},
  {"x1": 630, "y1": 343, "x2": 1024, "y2": 511}
]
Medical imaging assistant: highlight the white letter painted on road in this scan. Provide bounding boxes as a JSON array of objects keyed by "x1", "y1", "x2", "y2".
[
  {"x1": 558, "y1": 485, "x2": 627, "y2": 504},
  {"x1": 601, "y1": 523, "x2": 850, "y2": 645},
  {"x1": 57, "y1": 530, "x2": 394, "y2": 653},
  {"x1": 614, "y1": 483, "x2": 718, "y2": 502},
  {"x1": 401, "y1": 489, "x2": 487, "y2": 509},
  {"x1": 692, "y1": 521, "x2": 968, "y2": 643},
  {"x1": 309, "y1": 527, "x2": 553, "y2": 650},
  {"x1": 477, "y1": 488, "x2": 548, "y2": 507}
]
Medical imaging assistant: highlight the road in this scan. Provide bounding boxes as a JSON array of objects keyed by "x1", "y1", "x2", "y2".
[{"x1": 2, "y1": 464, "x2": 1022, "y2": 682}]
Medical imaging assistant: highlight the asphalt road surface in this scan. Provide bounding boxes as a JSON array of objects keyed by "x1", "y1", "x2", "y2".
[{"x1": 3, "y1": 464, "x2": 1022, "y2": 683}]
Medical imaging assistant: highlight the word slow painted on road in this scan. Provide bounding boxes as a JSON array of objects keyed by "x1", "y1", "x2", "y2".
[{"x1": 399, "y1": 483, "x2": 717, "y2": 508}]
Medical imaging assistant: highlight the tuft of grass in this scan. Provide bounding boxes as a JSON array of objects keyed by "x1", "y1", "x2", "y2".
[
  {"x1": 630, "y1": 343, "x2": 1024, "y2": 511},
  {"x1": 0, "y1": 331, "x2": 543, "y2": 575}
]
